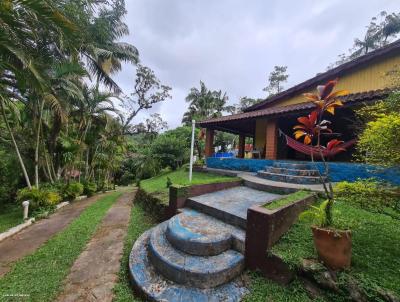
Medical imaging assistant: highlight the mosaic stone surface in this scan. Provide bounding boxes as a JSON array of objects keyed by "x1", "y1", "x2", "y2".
[
  {"x1": 149, "y1": 222, "x2": 244, "y2": 288},
  {"x1": 166, "y1": 209, "x2": 245, "y2": 255},
  {"x1": 129, "y1": 229, "x2": 249, "y2": 302},
  {"x1": 128, "y1": 186, "x2": 276, "y2": 301},
  {"x1": 187, "y1": 186, "x2": 280, "y2": 228}
]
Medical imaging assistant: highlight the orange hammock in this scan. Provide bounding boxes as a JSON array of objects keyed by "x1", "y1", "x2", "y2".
[{"x1": 280, "y1": 130, "x2": 357, "y2": 159}]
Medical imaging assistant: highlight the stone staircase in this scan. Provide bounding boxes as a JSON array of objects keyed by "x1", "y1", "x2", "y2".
[
  {"x1": 129, "y1": 186, "x2": 281, "y2": 301},
  {"x1": 257, "y1": 161, "x2": 325, "y2": 185}
]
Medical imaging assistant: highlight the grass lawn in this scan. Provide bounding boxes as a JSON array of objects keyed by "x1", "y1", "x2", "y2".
[
  {"x1": 140, "y1": 167, "x2": 240, "y2": 203},
  {"x1": 0, "y1": 204, "x2": 23, "y2": 234},
  {"x1": 264, "y1": 190, "x2": 312, "y2": 210},
  {"x1": 113, "y1": 201, "x2": 158, "y2": 302},
  {"x1": 271, "y1": 200, "x2": 400, "y2": 300},
  {"x1": 243, "y1": 273, "x2": 319, "y2": 302},
  {"x1": 0, "y1": 191, "x2": 122, "y2": 302}
]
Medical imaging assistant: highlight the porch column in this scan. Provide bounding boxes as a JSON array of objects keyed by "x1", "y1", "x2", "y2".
[
  {"x1": 205, "y1": 128, "x2": 215, "y2": 157},
  {"x1": 265, "y1": 119, "x2": 278, "y2": 160},
  {"x1": 238, "y1": 134, "x2": 245, "y2": 158}
]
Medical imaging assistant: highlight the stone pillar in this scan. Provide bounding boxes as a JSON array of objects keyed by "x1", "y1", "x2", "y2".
[
  {"x1": 238, "y1": 134, "x2": 245, "y2": 158},
  {"x1": 265, "y1": 119, "x2": 278, "y2": 160},
  {"x1": 205, "y1": 128, "x2": 215, "y2": 157}
]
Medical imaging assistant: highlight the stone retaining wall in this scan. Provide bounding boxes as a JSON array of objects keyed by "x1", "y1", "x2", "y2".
[
  {"x1": 167, "y1": 180, "x2": 243, "y2": 218},
  {"x1": 245, "y1": 193, "x2": 316, "y2": 284}
]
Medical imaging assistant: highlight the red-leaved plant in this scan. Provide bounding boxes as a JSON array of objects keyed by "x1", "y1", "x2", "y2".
[{"x1": 294, "y1": 79, "x2": 349, "y2": 226}]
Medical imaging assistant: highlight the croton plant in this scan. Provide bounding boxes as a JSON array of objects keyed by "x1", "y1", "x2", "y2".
[{"x1": 293, "y1": 79, "x2": 349, "y2": 227}]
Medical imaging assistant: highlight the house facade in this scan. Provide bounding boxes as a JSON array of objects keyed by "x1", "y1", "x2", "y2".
[
  {"x1": 199, "y1": 41, "x2": 400, "y2": 184},
  {"x1": 200, "y1": 40, "x2": 400, "y2": 161}
]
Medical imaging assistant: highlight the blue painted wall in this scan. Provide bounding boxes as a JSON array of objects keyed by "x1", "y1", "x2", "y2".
[{"x1": 206, "y1": 157, "x2": 400, "y2": 185}]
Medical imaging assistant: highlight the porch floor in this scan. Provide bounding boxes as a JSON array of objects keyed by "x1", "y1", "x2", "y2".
[{"x1": 205, "y1": 167, "x2": 326, "y2": 193}]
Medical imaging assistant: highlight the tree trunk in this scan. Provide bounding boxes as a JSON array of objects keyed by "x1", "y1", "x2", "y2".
[
  {"x1": 85, "y1": 149, "x2": 90, "y2": 179},
  {"x1": 0, "y1": 98, "x2": 32, "y2": 189},
  {"x1": 35, "y1": 99, "x2": 45, "y2": 188},
  {"x1": 44, "y1": 151, "x2": 54, "y2": 183}
]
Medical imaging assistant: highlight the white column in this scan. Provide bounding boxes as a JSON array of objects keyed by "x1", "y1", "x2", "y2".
[{"x1": 189, "y1": 120, "x2": 195, "y2": 182}]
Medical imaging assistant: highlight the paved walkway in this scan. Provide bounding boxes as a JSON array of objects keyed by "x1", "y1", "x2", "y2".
[
  {"x1": 0, "y1": 193, "x2": 109, "y2": 277},
  {"x1": 56, "y1": 190, "x2": 135, "y2": 302},
  {"x1": 189, "y1": 186, "x2": 280, "y2": 220},
  {"x1": 205, "y1": 167, "x2": 326, "y2": 192}
]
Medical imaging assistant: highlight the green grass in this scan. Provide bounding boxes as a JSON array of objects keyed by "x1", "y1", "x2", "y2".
[
  {"x1": 243, "y1": 273, "x2": 319, "y2": 302},
  {"x1": 264, "y1": 190, "x2": 312, "y2": 210},
  {"x1": 0, "y1": 191, "x2": 122, "y2": 302},
  {"x1": 140, "y1": 168, "x2": 239, "y2": 203},
  {"x1": 0, "y1": 204, "x2": 23, "y2": 233},
  {"x1": 113, "y1": 200, "x2": 157, "y2": 302},
  {"x1": 271, "y1": 200, "x2": 400, "y2": 299}
]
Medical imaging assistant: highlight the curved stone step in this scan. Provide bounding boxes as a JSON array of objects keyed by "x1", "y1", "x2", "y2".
[
  {"x1": 266, "y1": 166, "x2": 320, "y2": 177},
  {"x1": 129, "y1": 228, "x2": 249, "y2": 301},
  {"x1": 273, "y1": 162, "x2": 311, "y2": 170},
  {"x1": 149, "y1": 222, "x2": 245, "y2": 289},
  {"x1": 257, "y1": 171, "x2": 325, "y2": 184},
  {"x1": 166, "y1": 209, "x2": 245, "y2": 256}
]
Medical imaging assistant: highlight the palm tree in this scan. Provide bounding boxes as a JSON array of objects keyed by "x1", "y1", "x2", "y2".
[
  {"x1": 182, "y1": 81, "x2": 229, "y2": 125},
  {"x1": 0, "y1": 0, "x2": 77, "y2": 188}
]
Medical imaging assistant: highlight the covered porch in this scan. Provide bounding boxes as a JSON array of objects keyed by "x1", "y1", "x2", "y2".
[{"x1": 200, "y1": 99, "x2": 363, "y2": 162}]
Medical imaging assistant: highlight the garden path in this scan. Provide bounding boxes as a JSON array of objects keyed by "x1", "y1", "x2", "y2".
[
  {"x1": 0, "y1": 192, "x2": 109, "y2": 277},
  {"x1": 55, "y1": 190, "x2": 135, "y2": 302}
]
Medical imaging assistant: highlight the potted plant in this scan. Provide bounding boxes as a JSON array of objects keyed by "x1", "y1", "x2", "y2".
[{"x1": 294, "y1": 79, "x2": 352, "y2": 270}]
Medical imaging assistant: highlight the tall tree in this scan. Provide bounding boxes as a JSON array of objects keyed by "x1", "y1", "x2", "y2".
[
  {"x1": 328, "y1": 11, "x2": 400, "y2": 69},
  {"x1": 263, "y1": 66, "x2": 289, "y2": 97},
  {"x1": 120, "y1": 64, "x2": 172, "y2": 134},
  {"x1": 233, "y1": 97, "x2": 261, "y2": 113},
  {"x1": 182, "y1": 81, "x2": 229, "y2": 124}
]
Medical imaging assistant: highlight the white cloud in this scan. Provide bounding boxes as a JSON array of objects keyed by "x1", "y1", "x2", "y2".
[{"x1": 112, "y1": 0, "x2": 399, "y2": 127}]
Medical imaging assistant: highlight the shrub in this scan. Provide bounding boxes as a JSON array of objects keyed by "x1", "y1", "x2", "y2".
[
  {"x1": 63, "y1": 182, "x2": 84, "y2": 200},
  {"x1": 83, "y1": 181, "x2": 97, "y2": 197},
  {"x1": 335, "y1": 179, "x2": 399, "y2": 213},
  {"x1": 357, "y1": 113, "x2": 400, "y2": 167},
  {"x1": 17, "y1": 187, "x2": 62, "y2": 211}
]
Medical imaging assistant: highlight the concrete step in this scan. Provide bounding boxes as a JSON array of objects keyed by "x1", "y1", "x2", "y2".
[
  {"x1": 257, "y1": 171, "x2": 325, "y2": 185},
  {"x1": 166, "y1": 209, "x2": 245, "y2": 256},
  {"x1": 265, "y1": 166, "x2": 320, "y2": 177},
  {"x1": 149, "y1": 222, "x2": 245, "y2": 289},
  {"x1": 240, "y1": 172, "x2": 326, "y2": 193},
  {"x1": 129, "y1": 229, "x2": 249, "y2": 301},
  {"x1": 273, "y1": 162, "x2": 311, "y2": 170},
  {"x1": 186, "y1": 186, "x2": 280, "y2": 229}
]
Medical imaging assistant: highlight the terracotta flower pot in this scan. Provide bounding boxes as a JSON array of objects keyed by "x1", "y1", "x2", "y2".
[{"x1": 311, "y1": 226, "x2": 352, "y2": 270}]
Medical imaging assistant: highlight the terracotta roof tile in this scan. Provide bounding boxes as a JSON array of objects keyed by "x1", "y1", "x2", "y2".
[
  {"x1": 244, "y1": 39, "x2": 400, "y2": 112},
  {"x1": 199, "y1": 89, "x2": 391, "y2": 126}
]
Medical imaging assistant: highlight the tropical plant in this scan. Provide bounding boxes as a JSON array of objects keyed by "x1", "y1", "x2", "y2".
[
  {"x1": 335, "y1": 179, "x2": 400, "y2": 214},
  {"x1": 17, "y1": 187, "x2": 61, "y2": 211},
  {"x1": 63, "y1": 182, "x2": 84, "y2": 200},
  {"x1": 357, "y1": 113, "x2": 400, "y2": 167},
  {"x1": 83, "y1": 181, "x2": 97, "y2": 197},
  {"x1": 293, "y1": 79, "x2": 349, "y2": 227},
  {"x1": 182, "y1": 81, "x2": 229, "y2": 124}
]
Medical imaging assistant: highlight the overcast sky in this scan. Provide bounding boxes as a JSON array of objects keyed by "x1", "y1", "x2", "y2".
[{"x1": 113, "y1": 0, "x2": 399, "y2": 129}]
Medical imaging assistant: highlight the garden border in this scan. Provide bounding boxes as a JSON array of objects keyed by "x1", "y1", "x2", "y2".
[
  {"x1": 0, "y1": 194, "x2": 97, "y2": 243},
  {"x1": 245, "y1": 192, "x2": 316, "y2": 284},
  {"x1": 167, "y1": 180, "x2": 243, "y2": 217}
]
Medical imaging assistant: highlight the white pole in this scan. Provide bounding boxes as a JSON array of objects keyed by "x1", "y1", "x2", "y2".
[{"x1": 189, "y1": 119, "x2": 195, "y2": 182}]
